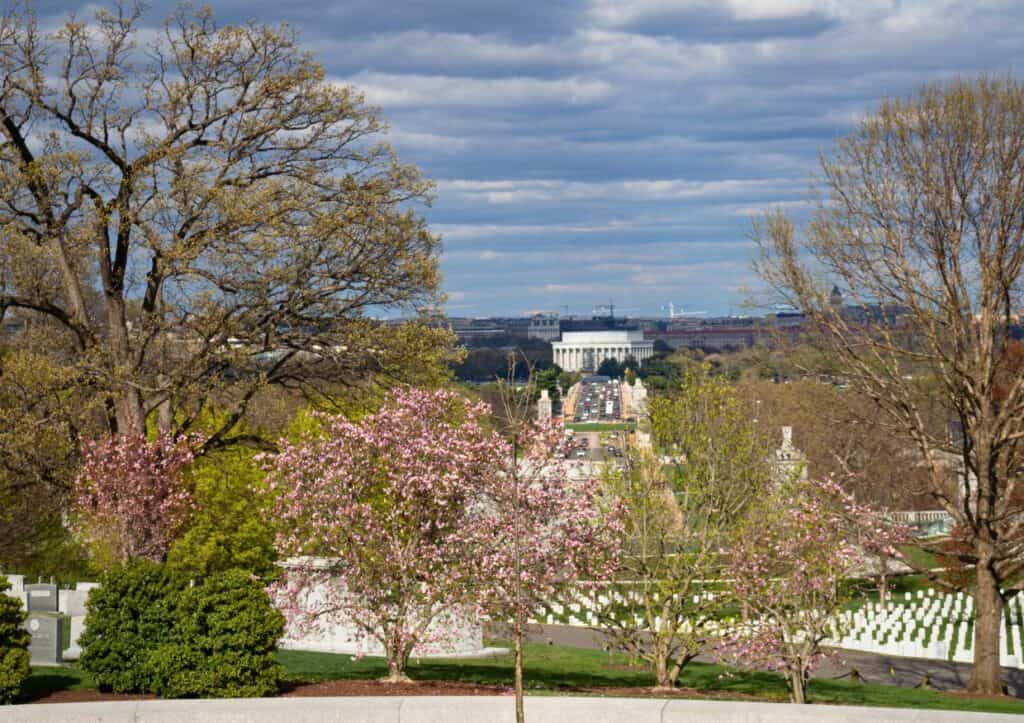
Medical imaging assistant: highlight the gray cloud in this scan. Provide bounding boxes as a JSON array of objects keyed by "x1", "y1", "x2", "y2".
[{"x1": 27, "y1": 0, "x2": 1024, "y2": 316}]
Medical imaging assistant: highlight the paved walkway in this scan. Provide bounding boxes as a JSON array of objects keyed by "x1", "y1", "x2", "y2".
[{"x1": 487, "y1": 623, "x2": 1024, "y2": 697}]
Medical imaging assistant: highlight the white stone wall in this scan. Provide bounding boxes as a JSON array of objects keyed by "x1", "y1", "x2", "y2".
[{"x1": 278, "y1": 559, "x2": 490, "y2": 658}]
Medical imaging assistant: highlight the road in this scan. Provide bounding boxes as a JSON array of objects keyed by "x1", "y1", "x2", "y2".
[{"x1": 486, "y1": 623, "x2": 1024, "y2": 696}]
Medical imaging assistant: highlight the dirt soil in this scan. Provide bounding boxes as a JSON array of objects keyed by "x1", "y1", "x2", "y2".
[
  {"x1": 282, "y1": 680, "x2": 514, "y2": 697},
  {"x1": 27, "y1": 690, "x2": 156, "y2": 705},
  {"x1": 25, "y1": 680, "x2": 778, "y2": 705}
]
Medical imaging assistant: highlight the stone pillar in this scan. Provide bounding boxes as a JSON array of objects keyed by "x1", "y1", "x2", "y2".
[{"x1": 537, "y1": 389, "x2": 552, "y2": 422}]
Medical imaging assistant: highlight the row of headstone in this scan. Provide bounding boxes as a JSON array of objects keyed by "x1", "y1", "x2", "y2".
[
  {"x1": 1, "y1": 572, "x2": 99, "y2": 666},
  {"x1": 826, "y1": 589, "x2": 1024, "y2": 668}
]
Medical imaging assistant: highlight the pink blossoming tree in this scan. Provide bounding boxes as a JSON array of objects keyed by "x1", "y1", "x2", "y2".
[
  {"x1": 473, "y1": 416, "x2": 623, "y2": 627},
  {"x1": 72, "y1": 434, "x2": 197, "y2": 567},
  {"x1": 721, "y1": 477, "x2": 909, "y2": 704},
  {"x1": 488, "y1": 366, "x2": 622, "y2": 723},
  {"x1": 268, "y1": 387, "x2": 502, "y2": 681},
  {"x1": 268, "y1": 386, "x2": 621, "y2": 685}
]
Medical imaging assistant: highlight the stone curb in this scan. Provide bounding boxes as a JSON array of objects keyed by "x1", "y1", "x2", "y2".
[{"x1": 1, "y1": 696, "x2": 1020, "y2": 722}]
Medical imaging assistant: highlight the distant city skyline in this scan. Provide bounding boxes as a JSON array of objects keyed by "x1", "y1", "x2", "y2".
[{"x1": 33, "y1": 1, "x2": 1024, "y2": 316}]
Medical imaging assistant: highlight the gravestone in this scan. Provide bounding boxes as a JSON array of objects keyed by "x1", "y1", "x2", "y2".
[
  {"x1": 64, "y1": 617, "x2": 87, "y2": 661},
  {"x1": 59, "y1": 589, "x2": 90, "y2": 617},
  {"x1": 1, "y1": 574, "x2": 24, "y2": 593},
  {"x1": 25, "y1": 583, "x2": 58, "y2": 613},
  {"x1": 25, "y1": 614, "x2": 63, "y2": 665}
]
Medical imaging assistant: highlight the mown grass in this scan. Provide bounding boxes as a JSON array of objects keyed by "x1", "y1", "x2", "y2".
[
  {"x1": 23, "y1": 642, "x2": 1024, "y2": 715},
  {"x1": 277, "y1": 643, "x2": 1024, "y2": 714},
  {"x1": 565, "y1": 422, "x2": 636, "y2": 432}
]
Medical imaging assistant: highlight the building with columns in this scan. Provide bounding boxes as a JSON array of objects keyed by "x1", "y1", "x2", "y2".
[{"x1": 552, "y1": 330, "x2": 654, "y2": 372}]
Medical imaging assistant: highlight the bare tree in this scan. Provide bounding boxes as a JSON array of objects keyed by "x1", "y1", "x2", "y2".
[
  {"x1": 755, "y1": 76, "x2": 1024, "y2": 695},
  {"x1": 0, "y1": 3, "x2": 449, "y2": 445}
]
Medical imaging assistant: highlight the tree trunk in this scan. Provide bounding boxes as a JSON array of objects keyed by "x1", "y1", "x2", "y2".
[
  {"x1": 969, "y1": 559, "x2": 1005, "y2": 694},
  {"x1": 513, "y1": 613, "x2": 525, "y2": 723},
  {"x1": 652, "y1": 645, "x2": 676, "y2": 691},
  {"x1": 105, "y1": 294, "x2": 146, "y2": 435},
  {"x1": 511, "y1": 434, "x2": 525, "y2": 723},
  {"x1": 382, "y1": 636, "x2": 412, "y2": 683},
  {"x1": 654, "y1": 651, "x2": 670, "y2": 690},
  {"x1": 788, "y1": 668, "x2": 807, "y2": 704}
]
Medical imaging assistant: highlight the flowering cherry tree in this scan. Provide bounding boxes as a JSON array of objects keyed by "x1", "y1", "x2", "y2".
[
  {"x1": 268, "y1": 387, "x2": 508, "y2": 682},
  {"x1": 721, "y1": 477, "x2": 909, "y2": 704},
  {"x1": 72, "y1": 434, "x2": 197, "y2": 567}
]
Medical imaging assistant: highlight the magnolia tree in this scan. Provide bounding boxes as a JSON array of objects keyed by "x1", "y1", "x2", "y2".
[
  {"x1": 721, "y1": 478, "x2": 909, "y2": 704},
  {"x1": 473, "y1": 417, "x2": 623, "y2": 622},
  {"x1": 490, "y1": 364, "x2": 622, "y2": 723},
  {"x1": 268, "y1": 387, "x2": 620, "y2": 685},
  {"x1": 71, "y1": 434, "x2": 197, "y2": 567},
  {"x1": 476, "y1": 415, "x2": 621, "y2": 723},
  {"x1": 268, "y1": 387, "x2": 502, "y2": 681}
]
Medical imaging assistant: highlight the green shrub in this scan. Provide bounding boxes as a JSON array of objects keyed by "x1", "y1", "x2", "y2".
[
  {"x1": 78, "y1": 560, "x2": 181, "y2": 693},
  {"x1": 0, "y1": 577, "x2": 30, "y2": 704},
  {"x1": 146, "y1": 570, "x2": 284, "y2": 698}
]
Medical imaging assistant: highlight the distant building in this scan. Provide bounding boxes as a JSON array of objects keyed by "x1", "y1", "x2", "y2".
[
  {"x1": 552, "y1": 330, "x2": 654, "y2": 372},
  {"x1": 528, "y1": 314, "x2": 561, "y2": 342}
]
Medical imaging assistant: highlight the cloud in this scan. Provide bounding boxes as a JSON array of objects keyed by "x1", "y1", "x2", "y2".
[
  {"x1": 26, "y1": 0, "x2": 1024, "y2": 316},
  {"x1": 338, "y1": 72, "x2": 615, "y2": 110},
  {"x1": 587, "y1": 0, "x2": 842, "y2": 40}
]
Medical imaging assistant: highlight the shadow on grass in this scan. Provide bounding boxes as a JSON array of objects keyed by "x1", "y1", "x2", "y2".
[{"x1": 20, "y1": 666, "x2": 93, "y2": 702}]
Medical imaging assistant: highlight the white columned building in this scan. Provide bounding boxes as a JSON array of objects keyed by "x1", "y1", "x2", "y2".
[{"x1": 551, "y1": 330, "x2": 654, "y2": 372}]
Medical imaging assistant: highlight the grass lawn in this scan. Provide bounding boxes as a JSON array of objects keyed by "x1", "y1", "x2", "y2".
[
  {"x1": 565, "y1": 422, "x2": 636, "y2": 432},
  {"x1": 23, "y1": 642, "x2": 1024, "y2": 715}
]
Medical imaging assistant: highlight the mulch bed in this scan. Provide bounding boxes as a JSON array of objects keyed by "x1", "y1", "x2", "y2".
[
  {"x1": 25, "y1": 680, "x2": 777, "y2": 704},
  {"x1": 283, "y1": 680, "x2": 514, "y2": 697},
  {"x1": 27, "y1": 690, "x2": 156, "y2": 705}
]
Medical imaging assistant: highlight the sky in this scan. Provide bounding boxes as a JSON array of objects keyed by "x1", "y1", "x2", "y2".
[{"x1": 35, "y1": 1, "x2": 1024, "y2": 317}]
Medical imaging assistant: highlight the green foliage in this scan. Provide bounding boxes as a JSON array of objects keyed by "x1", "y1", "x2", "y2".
[
  {"x1": 77, "y1": 561, "x2": 181, "y2": 693},
  {"x1": 167, "y1": 447, "x2": 277, "y2": 580},
  {"x1": 651, "y1": 365, "x2": 770, "y2": 523},
  {"x1": 533, "y1": 366, "x2": 563, "y2": 402},
  {"x1": 0, "y1": 577, "x2": 30, "y2": 704},
  {"x1": 79, "y1": 563, "x2": 284, "y2": 698},
  {"x1": 147, "y1": 570, "x2": 284, "y2": 699},
  {"x1": 452, "y1": 340, "x2": 552, "y2": 382}
]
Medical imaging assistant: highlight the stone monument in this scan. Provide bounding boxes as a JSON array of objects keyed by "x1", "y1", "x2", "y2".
[
  {"x1": 772, "y1": 425, "x2": 808, "y2": 483},
  {"x1": 537, "y1": 388, "x2": 552, "y2": 422},
  {"x1": 630, "y1": 377, "x2": 648, "y2": 417}
]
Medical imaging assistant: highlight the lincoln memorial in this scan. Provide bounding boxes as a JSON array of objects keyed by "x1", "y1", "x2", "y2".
[{"x1": 551, "y1": 330, "x2": 654, "y2": 372}]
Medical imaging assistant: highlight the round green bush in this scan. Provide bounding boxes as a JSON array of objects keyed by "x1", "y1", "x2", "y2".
[
  {"x1": 146, "y1": 569, "x2": 285, "y2": 698},
  {"x1": 0, "y1": 577, "x2": 30, "y2": 705},
  {"x1": 78, "y1": 560, "x2": 181, "y2": 693}
]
